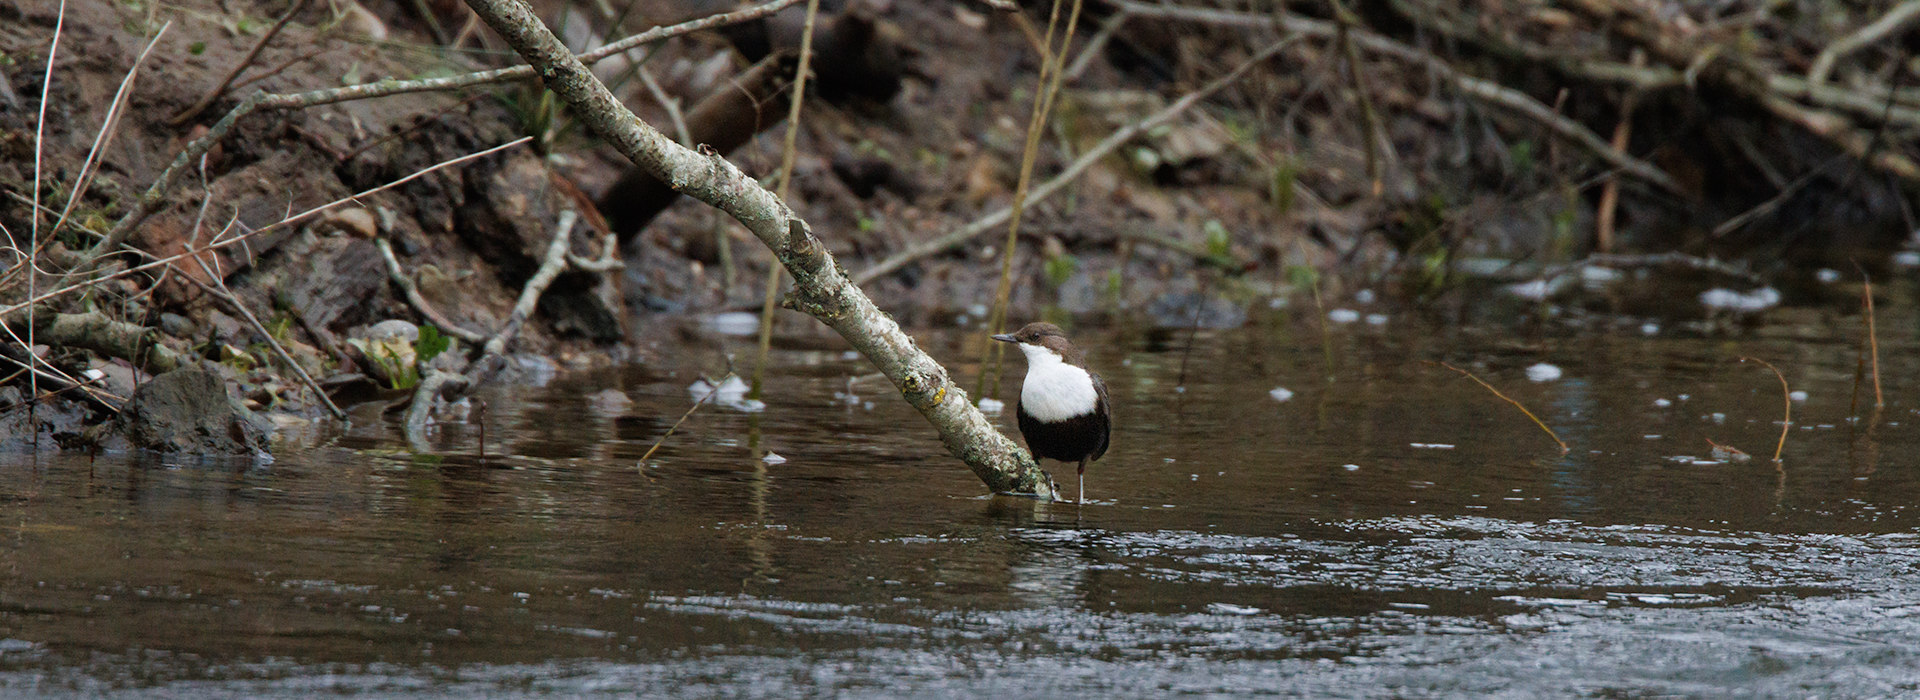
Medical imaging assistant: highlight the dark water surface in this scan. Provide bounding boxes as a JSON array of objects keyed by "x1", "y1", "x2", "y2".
[{"x1": 6, "y1": 312, "x2": 1920, "y2": 698}]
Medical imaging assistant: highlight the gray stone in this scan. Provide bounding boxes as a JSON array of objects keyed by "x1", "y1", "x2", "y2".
[
  {"x1": 365, "y1": 319, "x2": 421, "y2": 343},
  {"x1": 116, "y1": 366, "x2": 274, "y2": 456}
]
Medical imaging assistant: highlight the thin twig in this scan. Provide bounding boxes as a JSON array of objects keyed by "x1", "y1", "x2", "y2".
[
  {"x1": 187, "y1": 249, "x2": 346, "y2": 419},
  {"x1": 1862, "y1": 270, "x2": 1884, "y2": 408},
  {"x1": 406, "y1": 210, "x2": 579, "y2": 448},
  {"x1": 374, "y1": 238, "x2": 489, "y2": 344},
  {"x1": 485, "y1": 210, "x2": 576, "y2": 360},
  {"x1": 639, "y1": 371, "x2": 735, "y2": 465},
  {"x1": 1432, "y1": 361, "x2": 1569, "y2": 454},
  {"x1": 1739, "y1": 356, "x2": 1792, "y2": 462},
  {"x1": 171, "y1": 0, "x2": 311, "y2": 125},
  {"x1": 855, "y1": 34, "x2": 1297, "y2": 285}
]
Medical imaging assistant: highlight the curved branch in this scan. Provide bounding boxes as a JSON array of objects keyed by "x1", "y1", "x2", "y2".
[{"x1": 461, "y1": 0, "x2": 1057, "y2": 499}]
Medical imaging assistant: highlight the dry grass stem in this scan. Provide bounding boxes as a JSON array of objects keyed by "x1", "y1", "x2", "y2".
[
  {"x1": 1864, "y1": 275, "x2": 1884, "y2": 408},
  {"x1": 1739, "y1": 356, "x2": 1792, "y2": 462},
  {"x1": 4, "y1": 136, "x2": 533, "y2": 322},
  {"x1": 750, "y1": 0, "x2": 821, "y2": 400},
  {"x1": 979, "y1": 0, "x2": 1084, "y2": 402},
  {"x1": 24, "y1": 0, "x2": 72, "y2": 417},
  {"x1": 43, "y1": 21, "x2": 171, "y2": 258},
  {"x1": 1433, "y1": 362, "x2": 1570, "y2": 453}
]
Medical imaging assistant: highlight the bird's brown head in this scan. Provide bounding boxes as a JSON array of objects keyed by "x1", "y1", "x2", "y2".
[{"x1": 992, "y1": 322, "x2": 1080, "y2": 360}]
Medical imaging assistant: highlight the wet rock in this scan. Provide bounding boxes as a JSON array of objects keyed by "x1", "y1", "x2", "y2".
[
  {"x1": 157, "y1": 313, "x2": 195, "y2": 338},
  {"x1": 233, "y1": 234, "x2": 387, "y2": 331},
  {"x1": 0, "y1": 387, "x2": 93, "y2": 452},
  {"x1": 115, "y1": 366, "x2": 273, "y2": 456}
]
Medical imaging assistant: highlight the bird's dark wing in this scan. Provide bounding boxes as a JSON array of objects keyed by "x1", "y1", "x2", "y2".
[{"x1": 1089, "y1": 370, "x2": 1111, "y2": 461}]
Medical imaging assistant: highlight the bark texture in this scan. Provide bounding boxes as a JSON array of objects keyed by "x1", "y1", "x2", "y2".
[{"x1": 462, "y1": 0, "x2": 1057, "y2": 499}]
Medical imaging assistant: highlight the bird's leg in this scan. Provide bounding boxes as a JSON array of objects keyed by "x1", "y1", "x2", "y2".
[{"x1": 1077, "y1": 457, "x2": 1088, "y2": 505}]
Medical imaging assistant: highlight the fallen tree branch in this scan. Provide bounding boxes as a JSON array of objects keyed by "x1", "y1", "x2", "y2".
[
  {"x1": 405, "y1": 210, "x2": 577, "y2": 445},
  {"x1": 19, "y1": 309, "x2": 188, "y2": 374},
  {"x1": 462, "y1": 0, "x2": 1058, "y2": 499},
  {"x1": 854, "y1": 35, "x2": 1298, "y2": 285}
]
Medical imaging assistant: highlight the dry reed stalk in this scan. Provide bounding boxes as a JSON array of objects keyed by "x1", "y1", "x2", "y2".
[
  {"x1": 749, "y1": 0, "x2": 822, "y2": 401},
  {"x1": 1864, "y1": 275, "x2": 1884, "y2": 408},
  {"x1": 1433, "y1": 362, "x2": 1569, "y2": 453},
  {"x1": 977, "y1": 0, "x2": 1086, "y2": 402},
  {"x1": 1738, "y1": 356, "x2": 1792, "y2": 462}
]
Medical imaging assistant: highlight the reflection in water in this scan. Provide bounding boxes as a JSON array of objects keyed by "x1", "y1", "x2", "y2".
[{"x1": 4, "y1": 314, "x2": 1920, "y2": 697}]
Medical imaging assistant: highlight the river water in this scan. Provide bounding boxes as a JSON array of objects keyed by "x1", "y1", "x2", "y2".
[{"x1": 4, "y1": 304, "x2": 1920, "y2": 698}]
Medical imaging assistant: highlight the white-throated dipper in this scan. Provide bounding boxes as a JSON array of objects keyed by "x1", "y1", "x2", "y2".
[{"x1": 992, "y1": 322, "x2": 1110, "y2": 504}]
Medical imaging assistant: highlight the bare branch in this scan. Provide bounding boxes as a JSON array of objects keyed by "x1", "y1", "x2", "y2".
[
  {"x1": 375, "y1": 238, "x2": 490, "y2": 345},
  {"x1": 1808, "y1": 0, "x2": 1920, "y2": 85},
  {"x1": 462, "y1": 0, "x2": 1059, "y2": 498}
]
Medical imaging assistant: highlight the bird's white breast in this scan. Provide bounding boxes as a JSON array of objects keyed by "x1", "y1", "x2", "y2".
[{"x1": 1016, "y1": 343, "x2": 1099, "y2": 422}]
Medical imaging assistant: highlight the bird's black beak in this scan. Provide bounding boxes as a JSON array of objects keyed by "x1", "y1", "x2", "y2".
[{"x1": 991, "y1": 334, "x2": 1017, "y2": 343}]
